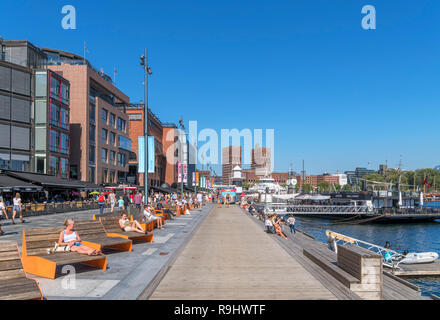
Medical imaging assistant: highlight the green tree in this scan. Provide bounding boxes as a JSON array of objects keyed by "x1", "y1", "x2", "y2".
[
  {"x1": 302, "y1": 184, "x2": 313, "y2": 193},
  {"x1": 342, "y1": 184, "x2": 353, "y2": 191},
  {"x1": 317, "y1": 181, "x2": 332, "y2": 192}
]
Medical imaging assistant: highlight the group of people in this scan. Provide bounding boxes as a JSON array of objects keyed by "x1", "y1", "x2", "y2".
[
  {"x1": 264, "y1": 214, "x2": 296, "y2": 240},
  {"x1": 0, "y1": 193, "x2": 25, "y2": 236}
]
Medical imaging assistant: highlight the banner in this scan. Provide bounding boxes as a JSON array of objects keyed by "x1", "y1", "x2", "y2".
[
  {"x1": 178, "y1": 163, "x2": 182, "y2": 183},
  {"x1": 196, "y1": 172, "x2": 200, "y2": 186},
  {"x1": 192, "y1": 172, "x2": 196, "y2": 185},
  {"x1": 183, "y1": 164, "x2": 187, "y2": 183},
  {"x1": 138, "y1": 136, "x2": 155, "y2": 173}
]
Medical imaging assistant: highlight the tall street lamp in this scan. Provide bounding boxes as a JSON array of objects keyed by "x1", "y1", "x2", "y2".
[{"x1": 140, "y1": 49, "x2": 152, "y2": 205}]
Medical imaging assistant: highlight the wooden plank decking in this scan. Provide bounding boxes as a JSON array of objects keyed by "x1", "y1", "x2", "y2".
[{"x1": 149, "y1": 206, "x2": 338, "y2": 300}]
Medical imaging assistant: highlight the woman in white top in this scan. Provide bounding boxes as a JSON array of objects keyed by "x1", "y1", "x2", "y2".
[
  {"x1": 58, "y1": 219, "x2": 101, "y2": 255},
  {"x1": 0, "y1": 197, "x2": 9, "y2": 220},
  {"x1": 143, "y1": 205, "x2": 163, "y2": 229},
  {"x1": 12, "y1": 193, "x2": 24, "y2": 224}
]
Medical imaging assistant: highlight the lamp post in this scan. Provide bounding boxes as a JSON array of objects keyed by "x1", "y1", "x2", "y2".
[{"x1": 140, "y1": 49, "x2": 152, "y2": 205}]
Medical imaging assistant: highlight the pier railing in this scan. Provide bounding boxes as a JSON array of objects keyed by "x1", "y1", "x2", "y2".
[{"x1": 254, "y1": 203, "x2": 370, "y2": 215}]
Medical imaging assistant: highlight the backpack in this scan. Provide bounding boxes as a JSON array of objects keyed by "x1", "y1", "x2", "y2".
[{"x1": 98, "y1": 196, "x2": 105, "y2": 203}]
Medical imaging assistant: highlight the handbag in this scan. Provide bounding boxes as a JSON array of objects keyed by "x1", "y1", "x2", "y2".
[{"x1": 48, "y1": 242, "x2": 71, "y2": 254}]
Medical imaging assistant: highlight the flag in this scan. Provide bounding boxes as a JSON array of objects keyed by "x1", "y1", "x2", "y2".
[{"x1": 424, "y1": 176, "x2": 431, "y2": 189}]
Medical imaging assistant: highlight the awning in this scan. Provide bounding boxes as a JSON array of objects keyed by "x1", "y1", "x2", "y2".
[
  {"x1": 5, "y1": 171, "x2": 85, "y2": 189},
  {"x1": 295, "y1": 194, "x2": 331, "y2": 201},
  {"x1": 77, "y1": 181, "x2": 106, "y2": 192},
  {"x1": 151, "y1": 185, "x2": 176, "y2": 194},
  {"x1": 0, "y1": 174, "x2": 42, "y2": 192}
]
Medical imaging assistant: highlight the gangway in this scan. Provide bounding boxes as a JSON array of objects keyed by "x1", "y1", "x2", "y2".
[{"x1": 326, "y1": 230, "x2": 404, "y2": 269}]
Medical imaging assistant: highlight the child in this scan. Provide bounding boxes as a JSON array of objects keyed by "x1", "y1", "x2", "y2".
[{"x1": 118, "y1": 196, "x2": 125, "y2": 210}]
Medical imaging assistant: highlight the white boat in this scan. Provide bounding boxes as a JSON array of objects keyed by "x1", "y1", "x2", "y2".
[
  {"x1": 398, "y1": 252, "x2": 439, "y2": 265},
  {"x1": 249, "y1": 177, "x2": 284, "y2": 194},
  {"x1": 326, "y1": 230, "x2": 439, "y2": 269}
]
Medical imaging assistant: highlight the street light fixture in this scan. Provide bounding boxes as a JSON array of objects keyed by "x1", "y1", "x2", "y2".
[{"x1": 140, "y1": 49, "x2": 152, "y2": 204}]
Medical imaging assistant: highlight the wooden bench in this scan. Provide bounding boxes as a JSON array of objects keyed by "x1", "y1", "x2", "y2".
[
  {"x1": 73, "y1": 220, "x2": 133, "y2": 252},
  {"x1": 22, "y1": 227, "x2": 107, "y2": 279},
  {"x1": 303, "y1": 245, "x2": 360, "y2": 289},
  {"x1": 0, "y1": 241, "x2": 43, "y2": 300},
  {"x1": 99, "y1": 217, "x2": 154, "y2": 243},
  {"x1": 154, "y1": 210, "x2": 169, "y2": 221}
]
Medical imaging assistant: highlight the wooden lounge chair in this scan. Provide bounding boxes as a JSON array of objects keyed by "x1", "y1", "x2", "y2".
[
  {"x1": 0, "y1": 241, "x2": 43, "y2": 300},
  {"x1": 73, "y1": 220, "x2": 133, "y2": 253},
  {"x1": 22, "y1": 227, "x2": 107, "y2": 280},
  {"x1": 98, "y1": 217, "x2": 154, "y2": 243},
  {"x1": 154, "y1": 209, "x2": 169, "y2": 221}
]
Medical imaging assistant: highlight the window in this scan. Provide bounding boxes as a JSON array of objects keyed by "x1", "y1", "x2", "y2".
[
  {"x1": 10, "y1": 154, "x2": 29, "y2": 172},
  {"x1": 118, "y1": 136, "x2": 132, "y2": 151},
  {"x1": 109, "y1": 132, "x2": 115, "y2": 146},
  {"x1": 109, "y1": 151, "x2": 115, "y2": 165},
  {"x1": 61, "y1": 82, "x2": 69, "y2": 105},
  {"x1": 0, "y1": 153, "x2": 10, "y2": 170},
  {"x1": 117, "y1": 118, "x2": 126, "y2": 132},
  {"x1": 102, "y1": 129, "x2": 108, "y2": 144},
  {"x1": 50, "y1": 104, "x2": 59, "y2": 127},
  {"x1": 49, "y1": 156, "x2": 59, "y2": 176},
  {"x1": 89, "y1": 145, "x2": 95, "y2": 164},
  {"x1": 89, "y1": 167, "x2": 95, "y2": 183},
  {"x1": 102, "y1": 148, "x2": 108, "y2": 164},
  {"x1": 50, "y1": 130, "x2": 60, "y2": 153},
  {"x1": 89, "y1": 104, "x2": 95, "y2": 124},
  {"x1": 102, "y1": 109, "x2": 108, "y2": 124},
  {"x1": 50, "y1": 77, "x2": 60, "y2": 100},
  {"x1": 89, "y1": 125, "x2": 96, "y2": 144},
  {"x1": 109, "y1": 170, "x2": 115, "y2": 184},
  {"x1": 60, "y1": 108, "x2": 69, "y2": 130},
  {"x1": 110, "y1": 113, "x2": 115, "y2": 128},
  {"x1": 60, "y1": 133, "x2": 69, "y2": 154},
  {"x1": 60, "y1": 158, "x2": 69, "y2": 179},
  {"x1": 102, "y1": 168, "x2": 108, "y2": 184},
  {"x1": 117, "y1": 153, "x2": 126, "y2": 167}
]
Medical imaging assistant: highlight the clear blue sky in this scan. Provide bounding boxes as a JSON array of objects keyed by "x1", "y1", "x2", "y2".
[{"x1": 1, "y1": 0, "x2": 439, "y2": 175}]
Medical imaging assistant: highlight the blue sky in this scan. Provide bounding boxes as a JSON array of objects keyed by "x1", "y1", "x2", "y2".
[{"x1": 1, "y1": 0, "x2": 439, "y2": 175}]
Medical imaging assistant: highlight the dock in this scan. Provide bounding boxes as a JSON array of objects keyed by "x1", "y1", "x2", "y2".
[
  {"x1": 147, "y1": 205, "x2": 429, "y2": 300},
  {"x1": 390, "y1": 261, "x2": 440, "y2": 276}
]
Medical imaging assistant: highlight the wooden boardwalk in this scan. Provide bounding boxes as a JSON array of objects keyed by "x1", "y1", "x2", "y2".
[{"x1": 149, "y1": 206, "x2": 338, "y2": 300}]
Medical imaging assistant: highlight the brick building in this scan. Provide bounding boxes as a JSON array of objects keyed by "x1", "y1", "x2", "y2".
[{"x1": 222, "y1": 146, "x2": 241, "y2": 186}]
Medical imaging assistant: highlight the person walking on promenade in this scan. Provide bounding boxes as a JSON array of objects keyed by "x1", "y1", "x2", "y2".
[
  {"x1": 109, "y1": 191, "x2": 116, "y2": 213},
  {"x1": 134, "y1": 191, "x2": 142, "y2": 214},
  {"x1": 12, "y1": 193, "x2": 24, "y2": 224},
  {"x1": 0, "y1": 197, "x2": 9, "y2": 220},
  {"x1": 118, "y1": 196, "x2": 125, "y2": 211},
  {"x1": 217, "y1": 194, "x2": 222, "y2": 208},
  {"x1": 287, "y1": 216, "x2": 296, "y2": 234},
  {"x1": 58, "y1": 219, "x2": 101, "y2": 256},
  {"x1": 225, "y1": 194, "x2": 230, "y2": 208},
  {"x1": 97, "y1": 192, "x2": 106, "y2": 215},
  {"x1": 123, "y1": 193, "x2": 130, "y2": 211}
]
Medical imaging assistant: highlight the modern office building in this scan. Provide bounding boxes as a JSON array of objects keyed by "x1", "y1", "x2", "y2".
[
  {"x1": 222, "y1": 146, "x2": 242, "y2": 186},
  {"x1": 34, "y1": 69, "x2": 71, "y2": 178},
  {"x1": 43, "y1": 48, "x2": 131, "y2": 184},
  {"x1": 125, "y1": 104, "x2": 174, "y2": 187},
  {"x1": 0, "y1": 39, "x2": 47, "y2": 172}
]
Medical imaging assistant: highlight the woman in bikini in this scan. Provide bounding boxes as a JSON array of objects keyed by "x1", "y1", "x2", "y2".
[{"x1": 58, "y1": 219, "x2": 101, "y2": 255}]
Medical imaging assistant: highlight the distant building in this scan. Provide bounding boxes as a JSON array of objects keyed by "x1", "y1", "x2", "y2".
[
  {"x1": 222, "y1": 146, "x2": 241, "y2": 186},
  {"x1": 251, "y1": 147, "x2": 271, "y2": 176}
]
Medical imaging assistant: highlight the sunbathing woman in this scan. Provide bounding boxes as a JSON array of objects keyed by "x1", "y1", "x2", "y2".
[
  {"x1": 58, "y1": 219, "x2": 101, "y2": 255},
  {"x1": 119, "y1": 212, "x2": 145, "y2": 234},
  {"x1": 274, "y1": 217, "x2": 290, "y2": 240}
]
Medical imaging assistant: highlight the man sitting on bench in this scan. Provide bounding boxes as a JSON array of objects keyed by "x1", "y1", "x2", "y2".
[
  {"x1": 119, "y1": 213, "x2": 146, "y2": 234},
  {"x1": 58, "y1": 219, "x2": 101, "y2": 255}
]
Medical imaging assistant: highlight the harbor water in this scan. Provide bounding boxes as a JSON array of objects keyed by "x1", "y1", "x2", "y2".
[{"x1": 292, "y1": 216, "x2": 440, "y2": 297}]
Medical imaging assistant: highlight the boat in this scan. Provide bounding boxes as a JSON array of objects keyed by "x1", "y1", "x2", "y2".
[
  {"x1": 326, "y1": 230, "x2": 439, "y2": 269},
  {"x1": 398, "y1": 252, "x2": 439, "y2": 265},
  {"x1": 249, "y1": 176, "x2": 285, "y2": 194}
]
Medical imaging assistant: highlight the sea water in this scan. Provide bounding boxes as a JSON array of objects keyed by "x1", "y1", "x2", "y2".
[{"x1": 292, "y1": 217, "x2": 440, "y2": 297}]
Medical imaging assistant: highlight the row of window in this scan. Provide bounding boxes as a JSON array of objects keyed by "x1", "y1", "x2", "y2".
[
  {"x1": 101, "y1": 148, "x2": 126, "y2": 167},
  {"x1": 50, "y1": 103, "x2": 69, "y2": 130},
  {"x1": 102, "y1": 108, "x2": 126, "y2": 132},
  {"x1": 50, "y1": 76, "x2": 69, "y2": 106},
  {"x1": 102, "y1": 168, "x2": 117, "y2": 184},
  {"x1": 49, "y1": 156, "x2": 69, "y2": 179},
  {"x1": 50, "y1": 130, "x2": 69, "y2": 155},
  {"x1": 0, "y1": 153, "x2": 30, "y2": 172}
]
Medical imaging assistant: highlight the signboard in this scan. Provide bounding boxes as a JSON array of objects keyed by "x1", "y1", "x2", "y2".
[
  {"x1": 192, "y1": 172, "x2": 196, "y2": 185},
  {"x1": 183, "y1": 163, "x2": 187, "y2": 183},
  {"x1": 138, "y1": 136, "x2": 155, "y2": 173},
  {"x1": 178, "y1": 163, "x2": 182, "y2": 183},
  {"x1": 128, "y1": 113, "x2": 143, "y2": 121}
]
